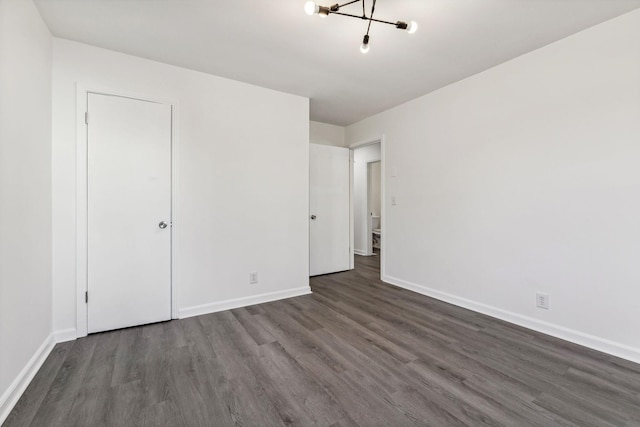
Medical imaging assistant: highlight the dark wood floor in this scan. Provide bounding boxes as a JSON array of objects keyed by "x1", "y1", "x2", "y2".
[{"x1": 5, "y1": 255, "x2": 640, "y2": 426}]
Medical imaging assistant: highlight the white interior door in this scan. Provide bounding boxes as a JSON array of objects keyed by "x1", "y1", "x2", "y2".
[
  {"x1": 87, "y1": 93, "x2": 172, "y2": 333},
  {"x1": 309, "y1": 144, "x2": 350, "y2": 276}
]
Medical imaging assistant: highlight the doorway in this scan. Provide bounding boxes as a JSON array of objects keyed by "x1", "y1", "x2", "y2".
[
  {"x1": 352, "y1": 141, "x2": 381, "y2": 257},
  {"x1": 85, "y1": 92, "x2": 173, "y2": 333}
]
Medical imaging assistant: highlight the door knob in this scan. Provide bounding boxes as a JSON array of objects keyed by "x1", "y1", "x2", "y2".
[
  {"x1": 159, "y1": 221, "x2": 168, "y2": 229},
  {"x1": 310, "y1": 215, "x2": 317, "y2": 220}
]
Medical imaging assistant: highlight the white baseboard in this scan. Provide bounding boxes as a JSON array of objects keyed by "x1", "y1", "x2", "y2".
[
  {"x1": 0, "y1": 334, "x2": 55, "y2": 425},
  {"x1": 354, "y1": 249, "x2": 367, "y2": 256},
  {"x1": 382, "y1": 274, "x2": 640, "y2": 365},
  {"x1": 178, "y1": 286, "x2": 312, "y2": 319},
  {"x1": 54, "y1": 328, "x2": 77, "y2": 343}
]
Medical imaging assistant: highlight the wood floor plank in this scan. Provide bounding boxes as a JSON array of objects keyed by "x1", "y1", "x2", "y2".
[
  {"x1": 204, "y1": 312, "x2": 287, "y2": 426},
  {"x1": 63, "y1": 330, "x2": 122, "y2": 426},
  {"x1": 103, "y1": 379, "x2": 144, "y2": 427},
  {"x1": 231, "y1": 307, "x2": 277, "y2": 346},
  {"x1": 110, "y1": 327, "x2": 143, "y2": 387},
  {"x1": 138, "y1": 399, "x2": 184, "y2": 427},
  {"x1": 295, "y1": 352, "x2": 413, "y2": 427},
  {"x1": 4, "y1": 254, "x2": 640, "y2": 426},
  {"x1": 25, "y1": 334, "x2": 98, "y2": 426}
]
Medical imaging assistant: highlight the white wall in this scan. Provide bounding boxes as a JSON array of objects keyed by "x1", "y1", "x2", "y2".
[
  {"x1": 310, "y1": 121, "x2": 346, "y2": 147},
  {"x1": 0, "y1": 0, "x2": 53, "y2": 421},
  {"x1": 352, "y1": 144, "x2": 380, "y2": 255},
  {"x1": 52, "y1": 39, "x2": 310, "y2": 333},
  {"x1": 347, "y1": 9, "x2": 640, "y2": 362}
]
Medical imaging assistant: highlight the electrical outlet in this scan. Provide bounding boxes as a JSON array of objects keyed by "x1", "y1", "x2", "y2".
[
  {"x1": 536, "y1": 293, "x2": 549, "y2": 310},
  {"x1": 249, "y1": 272, "x2": 258, "y2": 284}
]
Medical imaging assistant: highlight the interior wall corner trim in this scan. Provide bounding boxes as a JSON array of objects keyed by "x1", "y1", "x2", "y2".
[{"x1": 54, "y1": 328, "x2": 77, "y2": 343}]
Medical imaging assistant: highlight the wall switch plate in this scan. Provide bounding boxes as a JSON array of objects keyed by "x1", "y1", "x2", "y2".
[
  {"x1": 250, "y1": 272, "x2": 258, "y2": 284},
  {"x1": 536, "y1": 293, "x2": 549, "y2": 309},
  {"x1": 391, "y1": 167, "x2": 397, "y2": 178},
  {"x1": 391, "y1": 196, "x2": 397, "y2": 206}
]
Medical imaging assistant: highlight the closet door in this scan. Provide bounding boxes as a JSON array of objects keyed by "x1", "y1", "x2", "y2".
[{"x1": 87, "y1": 93, "x2": 172, "y2": 333}]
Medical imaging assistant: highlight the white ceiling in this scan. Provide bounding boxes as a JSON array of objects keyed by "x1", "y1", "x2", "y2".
[{"x1": 35, "y1": 0, "x2": 640, "y2": 126}]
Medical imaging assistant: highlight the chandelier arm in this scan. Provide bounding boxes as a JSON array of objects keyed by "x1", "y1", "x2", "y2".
[
  {"x1": 367, "y1": 16, "x2": 398, "y2": 26},
  {"x1": 329, "y1": 11, "x2": 397, "y2": 26},
  {"x1": 366, "y1": 0, "x2": 376, "y2": 35},
  {"x1": 369, "y1": 16, "x2": 404, "y2": 26}
]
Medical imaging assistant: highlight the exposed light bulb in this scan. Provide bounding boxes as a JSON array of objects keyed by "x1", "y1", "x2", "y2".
[
  {"x1": 360, "y1": 35, "x2": 370, "y2": 54},
  {"x1": 304, "y1": 1, "x2": 319, "y2": 15},
  {"x1": 407, "y1": 20, "x2": 418, "y2": 34}
]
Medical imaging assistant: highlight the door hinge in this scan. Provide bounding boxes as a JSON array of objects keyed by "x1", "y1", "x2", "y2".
[
  {"x1": 85, "y1": 291, "x2": 88, "y2": 303},
  {"x1": 85, "y1": 112, "x2": 89, "y2": 125}
]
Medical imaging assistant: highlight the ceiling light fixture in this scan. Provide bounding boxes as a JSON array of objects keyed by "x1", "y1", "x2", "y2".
[{"x1": 304, "y1": 0, "x2": 417, "y2": 53}]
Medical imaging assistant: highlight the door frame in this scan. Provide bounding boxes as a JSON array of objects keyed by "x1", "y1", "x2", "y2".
[
  {"x1": 75, "y1": 84, "x2": 179, "y2": 338},
  {"x1": 349, "y1": 149, "x2": 354, "y2": 270},
  {"x1": 349, "y1": 135, "x2": 386, "y2": 278}
]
